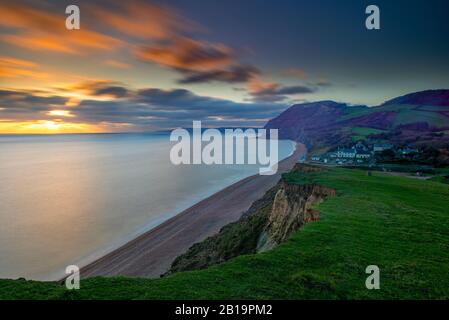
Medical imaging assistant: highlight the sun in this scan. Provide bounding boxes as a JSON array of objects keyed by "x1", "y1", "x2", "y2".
[
  {"x1": 43, "y1": 121, "x2": 60, "y2": 130},
  {"x1": 25, "y1": 120, "x2": 61, "y2": 131}
]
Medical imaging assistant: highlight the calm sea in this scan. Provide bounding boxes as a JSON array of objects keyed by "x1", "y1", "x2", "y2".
[{"x1": 0, "y1": 133, "x2": 295, "y2": 280}]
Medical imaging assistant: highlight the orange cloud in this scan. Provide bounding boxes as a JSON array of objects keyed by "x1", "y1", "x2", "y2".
[
  {"x1": 68, "y1": 30, "x2": 123, "y2": 51},
  {"x1": 0, "y1": 3, "x2": 122, "y2": 54},
  {"x1": 1, "y1": 3, "x2": 63, "y2": 32},
  {"x1": 93, "y1": 1, "x2": 254, "y2": 84},
  {"x1": 248, "y1": 78, "x2": 279, "y2": 94},
  {"x1": 90, "y1": 0, "x2": 199, "y2": 40},
  {"x1": 0, "y1": 56, "x2": 48, "y2": 79},
  {"x1": 1, "y1": 33, "x2": 77, "y2": 54},
  {"x1": 1, "y1": 31, "x2": 122, "y2": 55},
  {"x1": 248, "y1": 77, "x2": 315, "y2": 102},
  {"x1": 0, "y1": 57, "x2": 37, "y2": 68},
  {"x1": 104, "y1": 60, "x2": 132, "y2": 69},
  {"x1": 137, "y1": 37, "x2": 234, "y2": 72},
  {"x1": 0, "y1": 66, "x2": 48, "y2": 79},
  {"x1": 0, "y1": 1, "x2": 253, "y2": 86}
]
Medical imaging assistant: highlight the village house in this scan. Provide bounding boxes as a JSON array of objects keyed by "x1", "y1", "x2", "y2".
[
  {"x1": 310, "y1": 142, "x2": 375, "y2": 165},
  {"x1": 353, "y1": 141, "x2": 368, "y2": 152},
  {"x1": 337, "y1": 148, "x2": 357, "y2": 158},
  {"x1": 373, "y1": 143, "x2": 393, "y2": 152},
  {"x1": 355, "y1": 151, "x2": 371, "y2": 159},
  {"x1": 400, "y1": 147, "x2": 419, "y2": 155},
  {"x1": 308, "y1": 141, "x2": 426, "y2": 166}
]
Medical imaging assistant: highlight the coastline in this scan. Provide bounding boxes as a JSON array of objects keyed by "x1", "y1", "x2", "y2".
[{"x1": 79, "y1": 143, "x2": 306, "y2": 279}]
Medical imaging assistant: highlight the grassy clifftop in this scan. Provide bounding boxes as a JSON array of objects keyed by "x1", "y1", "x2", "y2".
[{"x1": 1, "y1": 167, "x2": 449, "y2": 299}]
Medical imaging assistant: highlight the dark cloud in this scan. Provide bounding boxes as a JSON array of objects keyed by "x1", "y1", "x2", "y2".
[
  {"x1": 0, "y1": 89, "x2": 67, "y2": 106},
  {"x1": 137, "y1": 37, "x2": 233, "y2": 72},
  {"x1": 55, "y1": 80, "x2": 130, "y2": 98},
  {"x1": 135, "y1": 88, "x2": 286, "y2": 119},
  {"x1": 178, "y1": 65, "x2": 260, "y2": 84},
  {"x1": 250, "y1": 84, "x2": 316, "y2": 102},
  {"x1": 70, "y1": 88, "x2": 288, "y2": 129},
  {"x1": 93, "y1": 85, "x2": 130, "y2": 98},
  {"x1": 136, "y1": 37, "x2": 261, "y2": 85},
  {"x1": 275, "y1": 85, "x2": 315, "y2": 95},
  {"x1": 0, "y1": 87, "x2": 288, "y2": 129},
  {"x1": 0, "y1": 90, "x2": 24, "y2": 98},
  {"x1": 314, "y1": 80, "x2": 332, "y2": 87},
  {"x1": 0, "y1": 89, "x2": 68, "y2": 120}
]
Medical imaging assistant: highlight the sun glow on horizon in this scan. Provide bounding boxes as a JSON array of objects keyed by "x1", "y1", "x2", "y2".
[
  {"x1": 0, "y1": 120, "x2": 106, "y2": 134},
  {"x1": 27, "y1": 120, "x2": 61, "y2": 130}
]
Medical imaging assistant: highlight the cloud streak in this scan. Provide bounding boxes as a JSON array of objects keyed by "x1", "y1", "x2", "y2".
[
  {"x1": 248, "y1": 79, "x2": 316, "y2": 102},
  {"x1": 178, "y1": 65, "x2": 260, "y2": 84},
  {"x1": 137, "y1": 38, "x2": 234, "y2": 72},
  {"x1": 88, "y1": 0, "x2": 200, "y2": 40},
  {"x1": 0, "y1": 3, "x2": 123, "y2": 55},
  {"x1": 55, "y1": 80, "x2": 130, "y2": 99},
  {"x1": 0, "y1": 56, "x2": 48, "y2": 79}
]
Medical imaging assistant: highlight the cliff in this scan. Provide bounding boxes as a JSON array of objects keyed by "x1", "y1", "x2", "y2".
[
  {"x1": 257, "y1": 181, "x2": 336, "y2": 252},
  {"x1": 166, "y1": 165, "x2": 335, "y2": 275}
]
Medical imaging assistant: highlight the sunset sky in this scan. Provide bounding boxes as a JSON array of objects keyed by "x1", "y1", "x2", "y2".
[{"x1": 1, "y1": 0, "x2": 448, "y2": 133}]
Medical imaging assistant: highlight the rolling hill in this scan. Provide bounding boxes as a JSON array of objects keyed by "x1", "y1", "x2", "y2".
[{"x1": 264, "y1": 89, "x2": 449, "y2": 152}]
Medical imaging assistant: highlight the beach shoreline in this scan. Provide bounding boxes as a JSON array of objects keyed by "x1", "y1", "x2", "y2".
[{"x1": 79, "y1": 143, "x2": 306, "y2": 279}]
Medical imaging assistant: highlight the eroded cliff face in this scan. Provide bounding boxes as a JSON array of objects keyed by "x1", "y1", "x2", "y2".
[
  {"x1": 167, "y1": 165, "x2": 335, "y2": 275},
  {"x1": 257, "y1": 181, "x2": 336, "y2": 252},
  {"x1": 165, "y1": 186, "x2": 279, "y2": 275}
]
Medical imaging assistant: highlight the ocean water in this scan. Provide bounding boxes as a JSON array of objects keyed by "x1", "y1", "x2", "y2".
[{"x1": 0, "y1": 133, "x2": 295, "y2": 280}]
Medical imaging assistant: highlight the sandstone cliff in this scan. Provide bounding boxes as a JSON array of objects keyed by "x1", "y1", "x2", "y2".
[
  {"x1": 166, "y1": 165, "x2": 335, "y2": 275},
  {"x1": 257, "y1": 181, "x2": 336, "y2": 252}
]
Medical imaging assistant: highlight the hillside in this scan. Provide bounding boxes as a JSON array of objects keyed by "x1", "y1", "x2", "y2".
[
  {"x1": 1, "y1": 166, "x2": 449, "y2": 299},
  {"x1": 382, "y1": 89, "x2": 449, "y2": 106},
  {"x1": 264, "y1": 89, "x2": 449, "y2": 152}
]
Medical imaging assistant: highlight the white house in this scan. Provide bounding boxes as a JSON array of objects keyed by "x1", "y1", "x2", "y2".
[
  {"x1": 373, "y1": 144, "x2": 393, "y2": 152},
  {"x1": 337, "y1": 148, "x2": 356, "y2": 158},
  {"x1": 355, "y1": 151, "x2": 371, "y2": 159},
  {"x1": 400, "y1": 147, "x2": 418, "y2": 155},
  {"x1": 353, "y1": 141, "x2": 368, "y2": 152}
]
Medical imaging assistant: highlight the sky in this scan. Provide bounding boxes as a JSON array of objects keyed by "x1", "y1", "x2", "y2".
[{"x1": 0, "y1": 0, "x2": 448, "y2": 133}]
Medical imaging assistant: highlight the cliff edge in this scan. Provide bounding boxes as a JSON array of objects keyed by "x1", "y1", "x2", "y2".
[{"x1": 166, "y1": 164, "x2": 335, "y2": 275}]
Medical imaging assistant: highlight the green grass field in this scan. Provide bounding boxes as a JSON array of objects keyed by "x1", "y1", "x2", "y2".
[
  {"x1": 340, "y1": 104, "x2": 449, "y2": 129},
  {"x1": 1, "y1": 167, "x2": 449, "y2": 300},
  {"x1": 340, "y1": 104, "x2": 417, "y2": 121},
  {"x1": 351, "y1": 127, "x2": 386, "y2": 141},
  {"x1": 393, "y1": 110, "x2": 448, "y2": 127}
]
